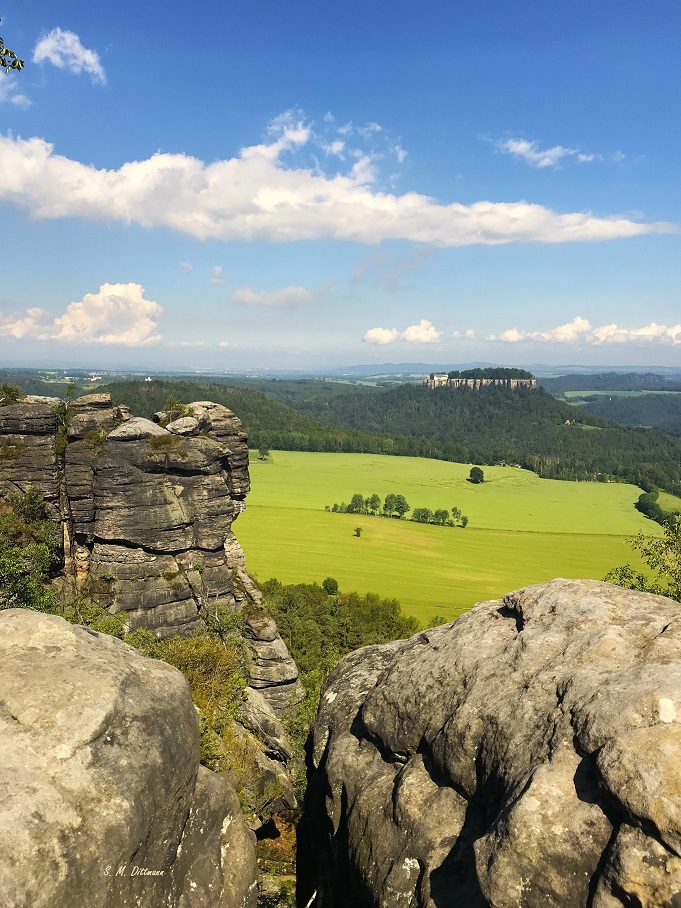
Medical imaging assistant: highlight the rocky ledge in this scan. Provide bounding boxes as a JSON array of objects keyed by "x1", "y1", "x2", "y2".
[
  {"x1": 298, "y1": 579, "x2": 681, "y2": 908},
  {"x1": 0, "y1": 608, "x2": 258, "y2": 908}
]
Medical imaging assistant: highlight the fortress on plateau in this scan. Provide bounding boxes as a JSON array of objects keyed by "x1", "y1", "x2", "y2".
[{"x1": 423, "y1": 367, "x2": 537, "y2": 390}]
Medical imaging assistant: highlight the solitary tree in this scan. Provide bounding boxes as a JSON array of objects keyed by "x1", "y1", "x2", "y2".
[
  {"x1": 354, "y1": 527, "x2": 362, "y2": 537},
  {"x1": 469, "y1": 467, "x2": 485, "y2": 484},
  {"x1": 258, "y1": 446, "x2": 270, "y2": 461}
]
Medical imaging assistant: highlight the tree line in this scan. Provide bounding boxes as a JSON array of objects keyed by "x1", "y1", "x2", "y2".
[{"x1": 327, "y1": 492, "x2": 469, "y2": 527}]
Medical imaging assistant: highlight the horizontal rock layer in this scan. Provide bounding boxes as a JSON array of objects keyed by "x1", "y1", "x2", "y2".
[{"x1": 299, "y1": 579, "x2": 681, "y2": 908}]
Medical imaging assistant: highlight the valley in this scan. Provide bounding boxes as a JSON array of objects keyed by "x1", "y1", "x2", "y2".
[{"x1": 237, "y1": 452, "x2": 655, "y2": 624}]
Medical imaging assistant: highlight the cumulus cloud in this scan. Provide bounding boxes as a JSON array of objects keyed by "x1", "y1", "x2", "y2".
[
  {"x1": 231, "y1": 284, "x2": 324, "y2": 308},
  {"x1": 364, "y1": 319, "x2": 441, "y2": 345},
  {"x1": 209, "y1": 266, "x2": 224, "y2": 284},
  {"x1": 33, "y1": 28, "x2": 106, "y2": 84},
  {"x1": 363, "y1": 326, "x2": 401, "y2": 345},
  {"x1": 0, "y1": 283, "x2": 162, "y2": 345},
  {"x1": 0, "y1": 113, "x2": 673, "y2": 246},
  {"x1": 491, "y1": 316, "x2": 681, "y2": 346},
  {"x1": 452, "y1": 328, "x2": 475, "y2": 339},
  {"x1": 0, "y1": 71, "x2": 31, "y2": 108},
  {"x1": 494, "y1": 138, "x2": 601, "y2": 169}
]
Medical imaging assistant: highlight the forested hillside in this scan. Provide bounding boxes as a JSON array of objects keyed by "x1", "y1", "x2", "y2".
[
  {"x1": 540, "y1": 372, "x2": 681, "y2": 394},
  {"x1": 297, "y1": 383, "x2": 681, "y2": 493},
  {"x1": 576, "y1": 394, "x2": 681, "y2": 436}
]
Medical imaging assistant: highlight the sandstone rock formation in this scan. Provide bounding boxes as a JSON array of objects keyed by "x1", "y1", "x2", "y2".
[
  {"x1": 0, "y1": 401, "x2": 60, "y2": 515},
  {"x1": 299, "y1": 579, "x2": 681, "y2": 908},
  {"x1": 0, "y1": 608, "x2": 257, "y2": 908},
  {"x1": 0, "y1": 393, "x2": 302, "y2": 715}
]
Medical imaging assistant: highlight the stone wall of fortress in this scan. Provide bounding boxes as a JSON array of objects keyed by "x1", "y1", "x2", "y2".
[{"x1": 422, "y1": 375, "x2": 537, "y2": 390}]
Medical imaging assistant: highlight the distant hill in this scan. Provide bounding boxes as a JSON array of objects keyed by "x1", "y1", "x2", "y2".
[
  {"x1": 540, "y1": 372, "x2": 681, "y2": 394},
  {"x1": 292, "y1": 382, "x2": 681, "y2": 494}
]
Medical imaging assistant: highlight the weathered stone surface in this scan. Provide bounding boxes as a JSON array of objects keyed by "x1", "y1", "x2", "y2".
[
  {"x1": 107, "y1": 416, "x2": 170, "y2": 440},
  {"x1": 167, "y1": 415, "x2": 201, "y2": 436},
  {"x1": 188, "y1": 401, "x2": 250, "y2": 498},
  {"x1": 67, "y1": 393, "x2": 116, "y2": 440},
  {"x1": 299, "y1": 580, "x2": 681, "y2": 908},
  {"x1": 0, "y1": 608, "x2": 257, "y2": 908},
  {"x1": 0, "y1": 402, "x2": 59, "y2": 512},
  {"x1": 240, "y1": 687, "x2": 294, "y2": 763}
]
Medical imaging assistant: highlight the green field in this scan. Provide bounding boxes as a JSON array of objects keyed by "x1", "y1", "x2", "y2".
[
  {"x1": 659, "y1": 490, "x2": 681, "y2": 513},
  {"x1": 236, "y1": 452, "x2": 656, "y2": 626}
]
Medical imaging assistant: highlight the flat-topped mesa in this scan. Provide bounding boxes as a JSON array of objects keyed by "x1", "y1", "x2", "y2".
[
  {"x1": 423, "y1": 367, "x2": 537, "y2": 390},
  {"x1": 0, "y1": 393, "x2": 302, "y2": 714}
]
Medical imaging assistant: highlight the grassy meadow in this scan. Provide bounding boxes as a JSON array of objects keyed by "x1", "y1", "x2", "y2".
[{"x1": 236, "y1": 452, "x2": 657, "y2": 626}]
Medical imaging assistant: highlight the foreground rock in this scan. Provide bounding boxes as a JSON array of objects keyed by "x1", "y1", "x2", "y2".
[
  {"x1": 0, "y1": 608, "x2": 257, "y2": 908},
  {"x1": 299, "y1": 579, "x2": 681, "y2": 908}
]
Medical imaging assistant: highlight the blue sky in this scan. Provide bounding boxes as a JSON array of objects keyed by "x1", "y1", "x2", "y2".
[{"x1": 0, "y1": 0, "x2": 679, "y2": 370}]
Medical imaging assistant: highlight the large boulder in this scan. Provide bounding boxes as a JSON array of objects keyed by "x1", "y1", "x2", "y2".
[
  {"x1": 0, "y1": 608, "x2": 257, "y2": 908},
  {"x1": 298, "y1": 579, "x2": 681, "y2": 908}
]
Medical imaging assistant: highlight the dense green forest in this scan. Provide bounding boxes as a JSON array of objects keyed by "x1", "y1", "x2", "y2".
[
  {"x1": 540, "y1": 372, "x2": 681, "y2": 394},
  {"x1": 577, "y1": 394, "x2": 681, "y2": 436},
  {"x1": 446, "y1": 367, "x2": 534, "y2": 380}
]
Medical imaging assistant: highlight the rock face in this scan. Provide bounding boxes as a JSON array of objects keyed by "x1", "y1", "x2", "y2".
[
  {"x1": 299, "y1": 579, "x2": 681, "y2": 908},
  {"x1": 0, "y1": 402, "x2": 60, "y2": 515},
  {"x1": 0, "y1": 608, "x2": 257, "y2": 908},
  {"x1": 0, "y1": 393, "x2": 301, "y2": 715}
]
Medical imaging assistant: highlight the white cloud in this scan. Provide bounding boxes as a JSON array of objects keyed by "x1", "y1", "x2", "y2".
[
  {"x1": 0, "y1": 283, "x2": 162, "y2": 345},
  {"x1": 0, "y1": 71, "x2": 31, "y2": 108},
  {"x1": 588, "y1": 322, "x2": 681, "y2": 346},
  {"x1": 494, "y1": 138, "x2": 601, "y2": 169},
  {"x1": 492, "y1": 315, "x2": 681, "y2": 346},
  {"x1": 452, "y1": 328, "x2": 475, "y2": 339},
  {"x1": 0, "y1": 115, "x2": 674, "y2": 246},
  {"x1": 0, "y1": 307, "x2": 52, "y2": 339},
  {"x1": 179, "y1": 261, "x2": 193, "y2": 271},
  {"x1": 363, "y1": 326, "x2": 400, "y2": 345},
  {"x1": 401, "y1": 319, "x2": 442, "y2": 343},
  {"x1": 323, "y1": 140, "x2": 345, "y2": 157},
  {"x1": 209, "y1": 266, "x2": 224, "y2": 284},
  {"x1": 231, "y1": 284, "x2": 320, "y2": 308},
  {"x1": 33, "y1": 28, "x2": 106, "y2": 84},
  {"x1": 364, "y1": 319, "x2": 441, "y2": 345}
]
